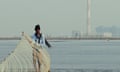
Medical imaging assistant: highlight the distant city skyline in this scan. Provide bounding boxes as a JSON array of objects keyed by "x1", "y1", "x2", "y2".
[
  {"x1": 96, "y1": 26, "x2": 120, "y2": 37},
  {"x1": 0, "y1": 0, "x2": 120, "y2": 36}
]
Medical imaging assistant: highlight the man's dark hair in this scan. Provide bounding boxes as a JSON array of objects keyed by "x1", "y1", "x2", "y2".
[{"x1": 35, "y1": 24, "x2": 40, "y2": 31}]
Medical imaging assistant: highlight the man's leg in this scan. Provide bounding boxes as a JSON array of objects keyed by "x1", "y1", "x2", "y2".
[
  {"x1": 33, "y1": 49, "x2": 38, "y2": 72},
  {"x1": 37, "y1": 51, "x2": 42, "y2": 72},
  {"x1": 37, "y1": 59, "x2": 41, "y2": 72}
]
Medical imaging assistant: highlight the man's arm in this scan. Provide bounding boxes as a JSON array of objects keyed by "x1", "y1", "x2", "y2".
[{"x1": 45, "y1": 38, "x2": 51, "y2": 48}]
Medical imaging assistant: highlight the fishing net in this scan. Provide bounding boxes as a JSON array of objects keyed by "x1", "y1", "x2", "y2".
[{"x1": 0, "y1": 34, "x2": 50, "y2": 72}]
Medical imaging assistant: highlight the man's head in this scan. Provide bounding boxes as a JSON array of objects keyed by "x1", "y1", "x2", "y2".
[{"x1": 35, "y1": 24, "x2": 40, "y2": 34}]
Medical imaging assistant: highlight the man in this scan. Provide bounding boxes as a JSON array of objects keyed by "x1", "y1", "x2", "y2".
[{"x1": 32, "y1": 24, "x2": 51, "y2": 72}]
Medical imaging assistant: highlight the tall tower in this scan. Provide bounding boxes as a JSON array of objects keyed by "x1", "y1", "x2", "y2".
[{"x1": 87, "y1": 0, "x2": 91, "y2": 36}]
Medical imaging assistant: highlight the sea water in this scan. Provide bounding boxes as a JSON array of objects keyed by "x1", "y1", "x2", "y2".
[{"x1": 0, "y1": 40, "x2": 120, "y2": 72}]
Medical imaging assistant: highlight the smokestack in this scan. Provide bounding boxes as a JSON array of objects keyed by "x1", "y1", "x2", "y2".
[{"x1": 87, "y1": 0, "x2": 91, "y2": 36}]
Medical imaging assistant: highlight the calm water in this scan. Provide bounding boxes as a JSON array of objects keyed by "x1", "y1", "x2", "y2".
[{"x1": 1, "y1": 40, "x2": 120, "y2": 72}]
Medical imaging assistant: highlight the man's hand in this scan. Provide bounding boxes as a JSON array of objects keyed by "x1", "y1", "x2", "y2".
[{"x1": 48, "y1": 45, "x2": 52, "y2": 48}]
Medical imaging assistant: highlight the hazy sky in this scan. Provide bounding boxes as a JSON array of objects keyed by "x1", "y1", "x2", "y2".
[{"x1": 0, "y1": 0, "x2": 120, "y2": 36}]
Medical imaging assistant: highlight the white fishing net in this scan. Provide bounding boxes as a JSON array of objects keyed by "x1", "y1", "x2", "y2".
[{"x1": 0, "y1": 34, "x2": 50, "y2": 72}]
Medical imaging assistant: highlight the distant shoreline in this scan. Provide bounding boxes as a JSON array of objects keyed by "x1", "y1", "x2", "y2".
[
  {"x1": 0, "y1": 37, "x2": 21, "y2": 40},
  {"x1": 0, "y1": 37, "x2": 120, "y2": 40}
]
